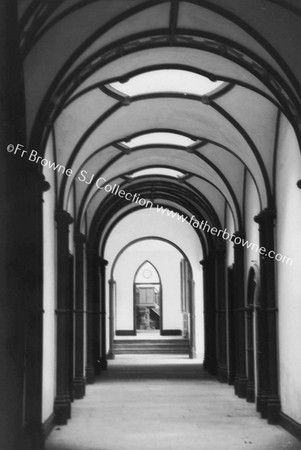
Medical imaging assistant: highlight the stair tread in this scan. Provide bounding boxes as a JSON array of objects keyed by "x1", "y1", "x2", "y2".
[{"x1": 114, "y1": 337, "x2": 190, "y2": 355}]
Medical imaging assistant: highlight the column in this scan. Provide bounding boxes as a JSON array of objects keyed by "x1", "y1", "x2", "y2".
[
  {"x1": 227, "y1": 266, "x2": 236, "y2": 385},
  {"x1": 233, "y1": 232, "x2": 247, "y2": 398},
  {"x1": 246, "y1": 302, "x2": 255, "y2": 403},
  {"x1": 99, "y1": 257, "x2": 108, "y2": 370},
  {"x1": 54, "y1": 210, "x2": 73, "y2": 425},
  {"x1": 254, "y1": 209, "x2": 280, "y2": 423},
  {"x1": 93, "y1": 257, "x2": 101, "y2": 376},
  {"x1": 85, "y1": 245, "x2": 97, "y2": 384},
  {"x1": 73, "y1": 233, "x2": 86, "y2": 399},
  {"x1": 189, "y1": 279, "x2": 196, "y2": 359},
  {"x1": 0, "y1": 2, "x2": 45, "y2": 448},
  {"x1": 200, "y1": 253, "x2": 217, "y2": 375},
  {"x1": 215, "y1": 247, "x2": 228, "y2": 382},
  {"x1": 107, "y1": 279, "x2": 116, "y2": 360}
]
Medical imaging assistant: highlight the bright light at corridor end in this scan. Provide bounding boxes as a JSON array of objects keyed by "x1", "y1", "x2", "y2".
[
  {"x1": 110, "y1": 69, "x2": 224, "y2": 97},
  {"x1": 122, "y1": 132, "x2": 196, "y2": 148},
  {"x1": 129, "y1": 168, "x2": 184, "y2": 178}
]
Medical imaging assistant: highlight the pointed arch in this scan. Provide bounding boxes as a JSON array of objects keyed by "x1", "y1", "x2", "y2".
[{"x1": 134, "y1": 260, "x2": 161, "y2": 284}]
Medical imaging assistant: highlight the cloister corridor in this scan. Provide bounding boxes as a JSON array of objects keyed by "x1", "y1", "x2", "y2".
[{"x1": 45, "y1": 355, "x2": 301, "y2": 450}]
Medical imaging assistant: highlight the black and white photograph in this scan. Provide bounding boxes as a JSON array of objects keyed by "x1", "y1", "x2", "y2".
[{"x1": 1, "y1": 1, "x2": 301, "y2": 449}]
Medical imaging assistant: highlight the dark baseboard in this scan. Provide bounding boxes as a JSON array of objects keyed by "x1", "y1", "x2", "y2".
[
  {"x1": 279, "y1": 412, "x2": 301, "y2": 441},
  {"x1": 43, "y1": 412, "x2": 56, "y2": 439},
  {"x1": 116, "y1": 330, "x2": 136, "y2": 336},
  {"x1": 161, "y1": 329, "x2": 182, "y2": 336}
]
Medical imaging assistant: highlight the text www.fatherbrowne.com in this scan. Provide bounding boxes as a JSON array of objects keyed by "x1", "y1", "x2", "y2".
[
  {"x1": 5, "y1": 143, "x2": 293, "y2": 266},
  {"x1": 156, "y1": 205, "x2": 293, "y2": 266}
]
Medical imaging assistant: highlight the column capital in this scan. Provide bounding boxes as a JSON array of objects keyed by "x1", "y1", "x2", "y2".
[
  {"x1": 99, "y1": 257, "x2": 108, "y2": 267},
  {"x1": 254, "y1": 208, "x2": 276, "y2": 225},
  {"x1": 55, "y1": 209, "x2": 73, "y2": 226},
  {"x1": 200, "y1": 250, "x2": 216, "y2": 266},
  {"x1": 231, "y1": 230, "x2": 245, "y2": 241},
  {"x1": 32, "y1": 172, "x2": 50, "y2": 192}
]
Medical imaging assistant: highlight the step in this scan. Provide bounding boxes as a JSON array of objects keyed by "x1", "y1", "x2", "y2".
[
  {"x1": 114, "y1": 349, "x2": 189, "y2": 354},
  {"x1": 114, "y1": 338, "x2": 190, "y2": 355}
]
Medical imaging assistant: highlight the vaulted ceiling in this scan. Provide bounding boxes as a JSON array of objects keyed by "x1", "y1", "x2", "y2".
[{"x1": 19, "y1": 0, "x2": 301, "y2": 255}]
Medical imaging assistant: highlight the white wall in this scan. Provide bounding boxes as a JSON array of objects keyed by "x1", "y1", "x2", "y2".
[
  {"x1": 276, "y1": 114, "x2": 301, "y2": 424},
  {"x1": 104, "y1": 208, "x2": 204, "y2": 357},
  {"x1": 243, "y1": 171, "x2": 261, "y2": 394},
  {"x1": 225, "y1": 204, "x2": 235, "y2": 267},
  {"x1": 42, "y1": 142, "x2": 57, "y2": 423},
  {"x1": 243, "y1": 171, "x2": 260, "y2": 296}
]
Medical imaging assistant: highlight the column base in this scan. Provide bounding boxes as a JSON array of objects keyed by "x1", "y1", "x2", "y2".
[
  {"x1": 95, "y1": 360, "x2": 101, "y2": 376},
  {"x1": 73, "y1": 377, "x2": 86, "y2": 399},
  {"x1": 94, "y1": 357, "x2": 108, "y2": 374},
  {"x1": 217, "y1": 363, "x2": 228, "y2": 383},
  {"x1": 256, "y1": 393, "x2": 269, "y2": 418},
  {"x1": 54, "y1": 395, "x2": 71, "y2": 425},
  {"x1": 234, "y1": 375, "x2": 247, "y2": 398},
  {"x1": 227, "y1": 372, "x2": 235, "y2": 385},
  {"x1": 189, "y1": 348, "x2": 197, "y2": 359},
  {"x1": 107, "y1": 350, "x2": 115, "y2": 360},
  {"x1": 203, "y1": 355, "x2": 217, "y2": 375},
  {"x1": 86, "y1": 365, "x2": 95, "y2": 384},
  {"x1": 22, "y1": 422, "x2": 45, "y2": 450},
  {"x1": 267, "y1": 396, "x2": 281, "y2": 424},
  {"x1": 99, "y1": 357, "x2": 108, "y2": 370},
  {"x1": 246, "y1": 382, "x2": 255, "y2": 403}
]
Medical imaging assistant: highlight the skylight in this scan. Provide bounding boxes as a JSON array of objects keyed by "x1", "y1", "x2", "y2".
[
  {"x1": 109, "y1": 69, "x2": 224, "y2": 97},
  {"x1": 122, "y1": 132, "x2": 196, "y2": 148},
  {"x1": 130, "y1": 168, "x2": 184, "y2": 178}
]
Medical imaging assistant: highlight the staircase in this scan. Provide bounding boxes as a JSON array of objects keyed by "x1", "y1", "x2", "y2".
[{"x1": 114, "y1": 338, "x2": 190, "y2": 355}]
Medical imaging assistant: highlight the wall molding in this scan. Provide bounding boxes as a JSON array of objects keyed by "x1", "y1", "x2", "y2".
[
  {"x1": 161, "y1": 329, "x2": 182, "y2": 336},
  {"x1": 116, "y1": 330, "x2": 136, "y2": 336},
  {"x1": 279, "y1": 412, "x2": 301, "y2": 441},
  {"x1": 43, "y1": 412, "x2": 56, "y2": 439}
]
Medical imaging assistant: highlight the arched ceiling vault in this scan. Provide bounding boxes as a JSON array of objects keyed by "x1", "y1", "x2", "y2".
[
  {"x1": 110, "y1": 236, "x2": 193, "y2": 280},
  {"x1": 19, "y1": 0, "x2": 301, "y2": 253},
  {"x1": 89, "y1": 179, "x2": 221, "y2": 255}
]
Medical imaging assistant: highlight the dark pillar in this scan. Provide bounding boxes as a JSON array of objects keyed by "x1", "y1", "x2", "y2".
[
  {"x1": 246, "y1": 304, "x2": 255, "y2": 403},
  {"x1": 233, "y1": 232, "x2": 247, "y2": 398},
  {"x1": 254, "y1": 209, "x2": 280, "y2": 423},
  {"x1": 73, "y1": 233, "x2": 86, "y2": 399},
  {"x1": 189, "y1": 279, "x2": 196, "y2": 359},
  {"x1": 99, "y1": 257, "x2": 108, "y2": 370},
  {"x1": 93, "y1": 257, "x2": 102, "y2": 376},
  {"x1": 246, "y1": 268, "x2": 256, "y2": 403},
  {"x1": 0, "y1": 2, "x2": 45, "y2": 448},
  {"x1": 68, "y1": 254, "x2": 74, "y2": 402},
  {"x1": 200, "y1": 254, "x2": 217, "y2": 375},
  {"x1": 227, "y1": 266, "x2": 236, "y2": 385},
  {"x1": 215, "y1": 247, "x2": 228, "y2": 382},
  {"x1": 54, "y1": 210, "x2": 73, "y2": 425},
  {"x1": 107, "y1": 279, "x2": 116, "y2": 360},
  {"x1": 85, "y1": 245, "x2": 97, "y2": 383}
]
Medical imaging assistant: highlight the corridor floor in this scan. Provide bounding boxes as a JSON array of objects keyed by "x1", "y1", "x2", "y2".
[{"x1": 45, "y1": 355, "x2": 301, "y2": 450}]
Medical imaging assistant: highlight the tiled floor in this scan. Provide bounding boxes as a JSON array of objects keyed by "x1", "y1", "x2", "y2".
[{"x1": 46, "y1": 355, "x2": 301, "y2": 450}]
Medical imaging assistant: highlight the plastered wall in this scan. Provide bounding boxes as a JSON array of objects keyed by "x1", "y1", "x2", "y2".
[
  {"x1": 276, "y1": 115, "x2": 301, "y2": 424},
  {"x1": 42, "y1": 142, "x2": 57, "y2": 422}
]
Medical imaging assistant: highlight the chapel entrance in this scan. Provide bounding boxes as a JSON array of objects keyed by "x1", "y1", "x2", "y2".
[{"x1": 134, "y1": 261, "x2": 161, "y2": 333}]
